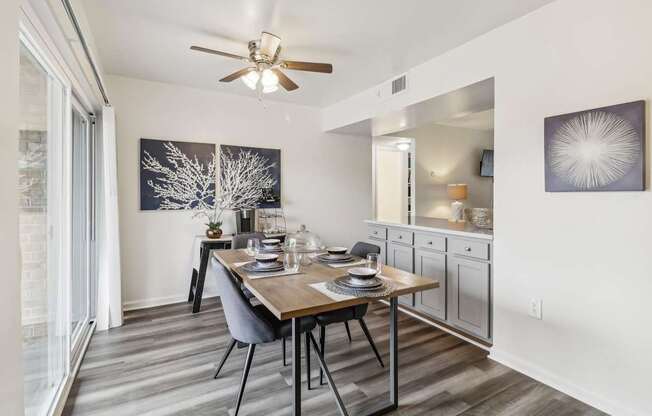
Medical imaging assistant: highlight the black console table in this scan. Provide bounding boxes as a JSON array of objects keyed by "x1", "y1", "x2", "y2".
[{"x1": 187, "y1": 233, "x2": 285, "y2": 313}]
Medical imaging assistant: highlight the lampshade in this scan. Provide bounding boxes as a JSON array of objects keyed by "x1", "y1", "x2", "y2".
[{"x1": 447, "y1": 184, "x2": 468, "y2": 200}]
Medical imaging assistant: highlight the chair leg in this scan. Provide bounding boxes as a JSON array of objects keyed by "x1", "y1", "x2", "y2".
[
  {"x1": 305, "y1": 332, "x2": 311, "y2": 390},
  {"x1": 234, "y1": 344, "x2": 256, "y2": 416},
  {"x1": 282, "y1": 336, "x2": 287, "y2": 366},
  {"x1": 344, "y1": 321, "x2": 352, "y2": 343},
  {"x1": 214, "y1": 338, "x2": 237, "y2": 379},
  {"x1": 319, "y1": 325, "x2": 326, "y2": 386},
  {"x1": 358, "y1": 318, "x2": 384, "y2": 368}
]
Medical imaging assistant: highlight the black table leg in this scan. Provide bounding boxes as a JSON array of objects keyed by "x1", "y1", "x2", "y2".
[
  {"x1": 193, "y1": 244, "x2": 210, "y2": 313},
  {"x1": 188, "y1": 268, "x2": 198, "y2": 302},
  {"x1": 292, "y1": 318, "x2": 301, "y2": 416},
  {"x1": 389, "y1": 297, "x2": 398, "y2": 407}
]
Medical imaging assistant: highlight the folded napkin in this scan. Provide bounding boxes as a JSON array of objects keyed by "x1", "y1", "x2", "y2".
[
  {"x1": 327, "y1": 259, "x2": 368, "y2": 269},
  {"x1": 309, "y1": 282, "x2": 355, "y2": 301}
]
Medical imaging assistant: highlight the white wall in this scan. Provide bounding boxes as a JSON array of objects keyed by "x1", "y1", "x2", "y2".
[
  {"x1": 108, "y1": 75, "x2": 372, "y2": 309},
  {"x1": 406, "y1": 124, "x2": 493, "y2": 218},
  {"x1": 323, "y1": 0, "x2": 652, "y2": 415},
  {"x1": 0, "y1": 0, "x2": 24, "y2": 414}
]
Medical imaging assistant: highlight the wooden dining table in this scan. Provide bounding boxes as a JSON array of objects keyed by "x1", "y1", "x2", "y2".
[{"x1": 214, "y1": 249, "x2": 438, "y2": 416}]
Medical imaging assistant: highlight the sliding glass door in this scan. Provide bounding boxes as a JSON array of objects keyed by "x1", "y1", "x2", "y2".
[
  {"x1": 19, "y1": 42, "x2": 68, "y2": 416},
  {"x1": 71, "y1": 102, "x2": 92, "y2": 354}
]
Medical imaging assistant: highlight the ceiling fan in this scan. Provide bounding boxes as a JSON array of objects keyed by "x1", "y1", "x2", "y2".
[{"x1": 190, "y1": 31, "x2": 333, "y2": 94}]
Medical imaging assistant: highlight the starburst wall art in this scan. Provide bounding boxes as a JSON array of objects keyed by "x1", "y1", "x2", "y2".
[{"x1": 544, "y1": 100, "x2": 646, "y2": 192}]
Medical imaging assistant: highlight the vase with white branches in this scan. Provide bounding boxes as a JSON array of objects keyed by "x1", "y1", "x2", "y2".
[{"x1": 142, "y1": 141, "x2": 277, "y2": 239}]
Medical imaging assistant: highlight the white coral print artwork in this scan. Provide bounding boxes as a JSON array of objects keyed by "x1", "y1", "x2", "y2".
[
  {"x1": 140, "y1": 139, "x2": 279, "y2": 212},
  {"x1": 140, "y1": 139, "x2": 217, "y2": 210},
  {"x1": 544, "y1": 101, "x2": 645, "y2": 192}
]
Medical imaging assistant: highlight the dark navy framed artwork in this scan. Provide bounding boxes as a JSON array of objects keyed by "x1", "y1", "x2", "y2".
[
  {"x1": 140, "y1": 138, "x2": 216, "y2": 211},
  {"x1": 220, "y1": 144, "x2": 281, "y2": 208}
]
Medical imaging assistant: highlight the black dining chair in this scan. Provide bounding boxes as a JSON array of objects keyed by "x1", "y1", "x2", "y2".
[
  {"x1": 211, "y1": 258, "x2": 317, "y2": 415},
  {"x1": 316, "y1": 241, "x2": 384, "y2": 385}
]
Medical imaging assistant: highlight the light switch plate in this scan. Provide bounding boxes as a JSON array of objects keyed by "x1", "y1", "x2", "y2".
[{"x1": 529, "y1": 298, "x2": 543, "y2": 320}]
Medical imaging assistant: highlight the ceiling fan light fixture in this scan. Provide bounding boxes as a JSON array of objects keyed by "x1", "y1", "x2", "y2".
[
  {"x1": 261, "y1": 69, "x2": 279, "y2": 88},
  {"x1": 241, "y1": 70, "x2": 260, "y2": 90},
  {"x1": 262, "y1": 84, "x2": 279, "y2": 94}
]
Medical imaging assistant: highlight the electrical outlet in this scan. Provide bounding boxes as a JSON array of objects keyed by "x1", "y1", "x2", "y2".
[{"x1": 529, "y1": 298, "x2": 543, "y2": 320}]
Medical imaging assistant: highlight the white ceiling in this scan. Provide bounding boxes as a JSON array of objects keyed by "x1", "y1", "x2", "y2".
[{"x1": 81, "y1": 0, "x2": 554, "y2": 107}]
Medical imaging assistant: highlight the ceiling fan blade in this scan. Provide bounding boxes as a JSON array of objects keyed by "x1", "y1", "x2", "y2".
[
  {"x1": 260, "y1": 32, "x2": 281, "y2": 58},
  {"x1": 282, "y1": 60, "x2": 332, "y2": 73},
  {"x1": 272, "y1": 69, "x2": 299, "y2": 91},
  {"x1": 220, "y1": 67, "x2": 256, "y2": 83},
  {"x1": 190, "y1": 45, "x2": 249, "y2": 62}
]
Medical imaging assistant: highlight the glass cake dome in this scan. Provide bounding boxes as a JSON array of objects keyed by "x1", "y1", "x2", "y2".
[{"x1": 284, "y1": 224, "x2": 324, "y2": 253}]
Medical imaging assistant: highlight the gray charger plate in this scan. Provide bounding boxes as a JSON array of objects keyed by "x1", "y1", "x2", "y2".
[
  {"x1": 326, "y1": 278, "x2": 395, "y2": 298},
  {"x1": 242, "y1": 261, "x2": 285, "y2": 273},
  {"x1": 316, "y1": 254, "x2": 354, "y2": 263},
  {"x1": 335, "y1": 276, "x2": 383, "y2": 289}
]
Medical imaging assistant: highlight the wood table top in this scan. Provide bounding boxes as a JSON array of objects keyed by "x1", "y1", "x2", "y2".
[{"x1": 214, "y1": 249, "x2": 439, "y2": 320}]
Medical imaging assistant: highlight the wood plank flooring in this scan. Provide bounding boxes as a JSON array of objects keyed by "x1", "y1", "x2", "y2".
[{"x1": 63, "y1": 299, "x2": 606, "y2": 416}]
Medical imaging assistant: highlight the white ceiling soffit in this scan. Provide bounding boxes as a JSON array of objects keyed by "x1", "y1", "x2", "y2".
[
  {"x1": 331, "y1": 77, "x2": 494, "y2": 136},
  {"x1": 436, "y1": 109, "x2": 495, "y2": 131},
  {"x1": 80, "y1": 0, "x2": 554, "y2": 107}
]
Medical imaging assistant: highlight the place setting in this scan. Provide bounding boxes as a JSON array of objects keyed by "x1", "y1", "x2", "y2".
[
  {"x1": 236, "y1": 252, "x2": 302, "y2": 279},
  {"x1": 315, "y1": 246, "x2": 368, "y2": 268},
  {"x1": 311, "y1": 253, "x2": 395, "y2": 299}
]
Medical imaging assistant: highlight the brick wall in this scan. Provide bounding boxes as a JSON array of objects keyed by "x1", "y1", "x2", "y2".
[{"x1": 19, "y1": 129, "x2": 47, "y2": 337}]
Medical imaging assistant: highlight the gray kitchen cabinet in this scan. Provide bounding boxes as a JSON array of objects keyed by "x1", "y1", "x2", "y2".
[
  {"x1": 387, "y1": 240, "x2": 414, "y2": 306},
  {"x1": 367, "y1": 237, "x2": 387, "y2": 265},
  {"x1": 448, "y1": 256, "x2": 491, "y2": 339},
  {"x1": 415, "y1": 249, "x2": 446, "y2": 320}
]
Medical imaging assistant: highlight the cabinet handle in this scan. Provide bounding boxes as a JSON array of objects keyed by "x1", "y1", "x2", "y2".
[
  {"x1": 428, "y1": 241, "x2": 432, "y2": 245},
  {"x1": 373, "y1": 231, "x2": 378, "y2": 235},
  {"x1": 464, "y1": 246, "x2": 472, "y2": 252},
  {"x1": 399, "y1": 235, "x2": 403, "y2": 239}
]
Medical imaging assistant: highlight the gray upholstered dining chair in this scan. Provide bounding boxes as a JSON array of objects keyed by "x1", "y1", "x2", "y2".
[
  {"x1": 230, "y1": 232, "x2": 265, "y2": 299},
  {"x1": 316, "y1": 241, "x2": 384, "y2": 385},
  {"x1": 231, "y1": 232, "x2": 266, "y2": 250},
  {"x1": 230, "y1": 231, "x2": 296, "y2": 364},
  {"x1": 211, "y1": 257, "x2": 317, "y2": 415}
]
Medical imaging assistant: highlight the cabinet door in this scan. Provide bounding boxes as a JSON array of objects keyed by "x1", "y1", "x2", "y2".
[
  {"x1": 448, "y1": 257, "x2": 490, "y2": 339},
  {"x1": 415, "y1": 249, "x2": 446, "y2": 320},
  {"x1": 387, "y1": 242, "x2": 414, "y2": 306},
  {"x1": 367, "y1": 237, "x2": 387, "y2": 265}
]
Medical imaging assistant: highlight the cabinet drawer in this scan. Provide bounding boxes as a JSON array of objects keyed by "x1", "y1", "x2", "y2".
[
  {"x1": 368, "y1": 225, "x2": 387, "y2": 239},
  {"x1": 388, "y1": 228, "x2": 413, "y2": 245},
  {"x1": 414, "y1": 232, "x2": 446, "y2": 252},
  {"x1": 449, "y1": 238, "x2": 489, "y2": 260}
]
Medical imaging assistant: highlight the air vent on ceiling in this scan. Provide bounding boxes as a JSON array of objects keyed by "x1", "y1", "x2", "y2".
[{"x1": 392, "y1": 75, "x2": 407, "y2": 95}]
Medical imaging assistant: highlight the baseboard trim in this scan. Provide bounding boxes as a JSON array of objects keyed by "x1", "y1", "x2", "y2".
[
  {"x1": 122, "y1": 292, "x2": 217, "y2": 311},
  {"x1": 489, "y1": 348, "x2": 641, "y2": 416}
]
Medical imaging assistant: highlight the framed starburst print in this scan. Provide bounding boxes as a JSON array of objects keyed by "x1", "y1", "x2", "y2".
[{"x1": 544, "y1": 100, "x2": 645, "y2": 192}]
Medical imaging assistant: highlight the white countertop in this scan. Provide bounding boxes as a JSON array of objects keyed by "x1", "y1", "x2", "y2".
[{"x1": 365, "y1": 217, "x2": 493, "y2": 240}]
